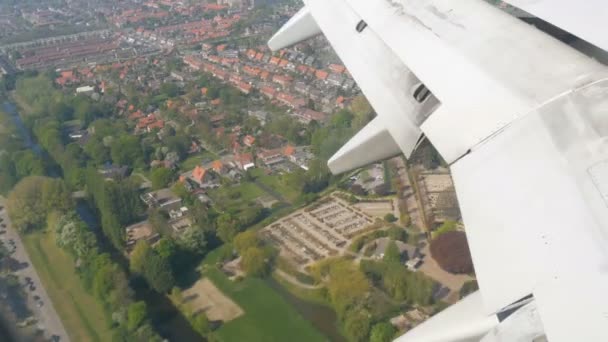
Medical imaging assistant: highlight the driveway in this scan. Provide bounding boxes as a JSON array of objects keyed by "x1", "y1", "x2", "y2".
[{"x1": 0, "y1": 196, "x2": 70, "y2": 342}]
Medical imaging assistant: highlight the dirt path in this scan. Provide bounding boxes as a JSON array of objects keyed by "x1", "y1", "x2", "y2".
[{"x1": 274, "y1": 269, "x2": 323, "y2": 290}]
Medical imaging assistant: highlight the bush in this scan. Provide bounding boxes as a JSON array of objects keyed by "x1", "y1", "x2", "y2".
[
  {"x1": 430, "y1": 231, "x2": 473, "y2": 274},
  {"x1": 460, "y1": 280, "x2": 479, "y2": 299},
  {"x1": 400, "y1": 213, "x2": 411, "y2": 227},
  {"x1": 431, "y1": 220, "x2": 458, "y2": 239},
  {"x1": 384, "y1": 213, "x2": 397, "y2": 223}
]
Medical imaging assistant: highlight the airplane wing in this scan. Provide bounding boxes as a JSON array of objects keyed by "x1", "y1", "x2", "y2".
[
  {"x1": 269, "y1": 0, "x2": 608, "y2": 341},
  {"x1": 503, "y1": 0, "x2": 608, "y2": 52}
]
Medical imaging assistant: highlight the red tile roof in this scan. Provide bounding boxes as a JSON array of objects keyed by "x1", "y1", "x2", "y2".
[{"x1": 315, "y1": 70, "x2": 329, "y2": 80}]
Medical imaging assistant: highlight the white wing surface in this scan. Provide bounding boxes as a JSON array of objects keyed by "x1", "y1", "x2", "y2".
[
  {"x1": 503, "y1": 0, "x2": 608, "y2": 52},
  {"x1": 270, "y1": 1, "x2": 608, "y2": 341}
]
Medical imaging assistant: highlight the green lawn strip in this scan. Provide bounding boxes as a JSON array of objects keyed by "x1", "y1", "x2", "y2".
[
  {"x1": 200, "y1": 250, "x2": 328, "y2": 342},
  {"x1": 22, "y1": 233, "x2": 111, "y2": 342}
]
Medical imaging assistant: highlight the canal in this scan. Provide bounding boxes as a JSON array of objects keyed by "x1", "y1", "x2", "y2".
[{"x1": 266, "y1": 278, "x2": 346, "y2": 342}]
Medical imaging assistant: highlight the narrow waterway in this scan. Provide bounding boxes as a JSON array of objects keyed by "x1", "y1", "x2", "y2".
[
  {"x1": 2, "y1": 101, "x2": 40, "y2": 155},
  {"x1": 266, "y1": 278, "x2": 346, "y2": 342},
  {"x1": 3, "y1": 100, "x2": 201, "y2": 341}
]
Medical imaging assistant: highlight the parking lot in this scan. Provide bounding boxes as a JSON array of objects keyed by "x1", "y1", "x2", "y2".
[
  {"x1": 0, "y1": 196, "x2": 69, "y2": 342},
  {"x1": 260, "y1": 193, "x2": 375, "y2": 270}
]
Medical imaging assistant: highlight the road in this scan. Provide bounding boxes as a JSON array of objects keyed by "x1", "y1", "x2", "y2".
[{"x1": 0, "y1": 196, "x2": 70, "y2": 342}]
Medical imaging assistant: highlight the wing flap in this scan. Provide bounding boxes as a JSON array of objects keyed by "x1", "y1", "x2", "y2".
[{"x1": 327, "y1": 117, "x2": 404, "y2": 174}]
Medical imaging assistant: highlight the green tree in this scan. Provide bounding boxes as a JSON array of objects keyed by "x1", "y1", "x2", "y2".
[
  {"x1": 241, "y1": 247, "x2": 269, "y2": 277},
  {"x1": 387, "y1": 227, "x2": 408, "y2": 242},
  {"x1": 111, "y1": 135, "x2": 144, "y2": 167},
  {"x1": 130, "y1": 241, "x2": 175, "y2": 293},
  {"x1": 384, "y1": 213, "x2": 397, "y2": 223},
  {"x1": 127, "y1": 301, "x2": 147, "y2": 331},
  {"x1": 460, "y1": 280, "x2": 479, "y2": 299},
  {"x1": 84, "y1": 137, "x2": 110, "y2": 166},
  {"x1": 344, "y1": 309, "x2": 371, "y2": 342},
  {"x1": 326, "y1": 259, "x2": 370, "y2": 317},
  {"x1": 370, "y1": 322, "x2": 396, "y2": 342},
  {"x1": 13, "y1": 150, "x2": 45, "y2": 178},
  {"x1": 383, "y1": 240, "x2": 401, "y2": 263},
  {"x1": 145, "y1": 252, "x2": 175, "y2": 293},
  {"x1": 7, "y1": 176, "x2": 71, "y2": 232},
  {"x1": 216, "y1": 214, "x2": 239, "y2": 243},
  {"x1": 233, "y1": 230, "x2": 260, "y2": 254},
  {"x1": 191, "y1": 313, "x2": 210, "y2": 336},
  {"x1": 150, "y1": 167, "x2": 174, "y2": 189},
  {"x1": 178, "y1": 225, "x2": 207, "y2": 253},
  {"x1": 130, "y1": 241, "x2": 152, "y2": 274},
  {"x1": 432, "y1": 220, "x2": 458, "y2": 239}
]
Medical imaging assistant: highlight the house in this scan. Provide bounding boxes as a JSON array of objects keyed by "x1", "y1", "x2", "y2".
[
  {"x1": 248, "y1": 110, "x2": 268, "y2": 125},
  {"x1": 182, "y1": 165, "x2": 219, "y2": 189},
  {"x1": 76, "y1": 85, "x2": 95, "y2": 95},
  {"x1": 99, "y1": 164, "x2": 130, "y2": 180},
  {"x1": 283, "y1": 145, "x2": 296, "y2": 158},
  {"x1": 315, "y1": 70, "x2": 328, "y2": 80},
  {"x1": 126, "y1": 221, "x2": 160, "y2": 253},
  {"x1": 258, "y1": 148, "x2": 284, "y2": 167},
  {"x1": 327, "y1": 73, "x2": 345, "y2": 87},
  {"x1": 329, "y1": 64, "x2": 346, "y2": 73},
  {"x1": 171, "y1": 216, "x2": 193, "y2": 234},
  {"x1": 243, "y1": 135, "x2": 256, "y2": 147},
  {"x1": 140, "y1": 188, "x2": 182, "y2": 211},
  {"x1": 293, "y1": 108, "x2": 327, "y2": 124},
  {"x1": 260, "y1": 86, "x2": 277, "y2": 99},
  {"x1": 272, "y1": 74, "x2": 292, "y2": 87},
  {"x1": 235, "y1": 153, "x2": 255, "y2": 170},
  {"x1": 212, "y1": 160, "x2": 228, "y2": 174}
]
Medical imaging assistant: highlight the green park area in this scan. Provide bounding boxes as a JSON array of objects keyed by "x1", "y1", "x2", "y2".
[
  {"x1": 208, "y1": 181, "x2": 267, "y2": 211},
  {"x1": 22, "y1": 231, "x2": 112, "y2": 342},
  {"x1": 200, "y1": 249, "x2": 329, "y2": 342},
  {"x1": 248, "y1": 168, "x2": 302, "y2": 203}
]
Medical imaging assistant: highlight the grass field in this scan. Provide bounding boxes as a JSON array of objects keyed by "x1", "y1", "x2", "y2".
[
  {"x1": 208, "y1": 182, "x2": 267, "y2": 211},
  {"x1": 22, "y1": 231, "x2": 112, "y2": 342},
  {"x1": 200, "y1": 249, "x2": 328, "y2": 342},
  {"x1": 249, "y1": 168, "x2": 301, "y2": 203}
]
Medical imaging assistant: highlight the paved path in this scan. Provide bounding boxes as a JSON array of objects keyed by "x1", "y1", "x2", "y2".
[{"x1": 0, "y1": 196, "x2": 70, "y2": 342}]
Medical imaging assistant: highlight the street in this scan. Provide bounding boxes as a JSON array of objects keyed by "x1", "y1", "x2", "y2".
[{"x1": 0, "y1": 196, "x2": 70, "y2": 342}]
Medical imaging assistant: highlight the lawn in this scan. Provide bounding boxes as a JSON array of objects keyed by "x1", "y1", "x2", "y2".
[
  {"x1": 208, "y1": 182, "x2": 267, "y2": 211},
  {"x1": 22, "y1": 231, "x2": 112, "y2": 342},
  {"x1": 249, "y1": 168, "x2": 301, "y2": 203},
  {"x1": 200, "y1": 249, "x2": 329, "y2": 342}
]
